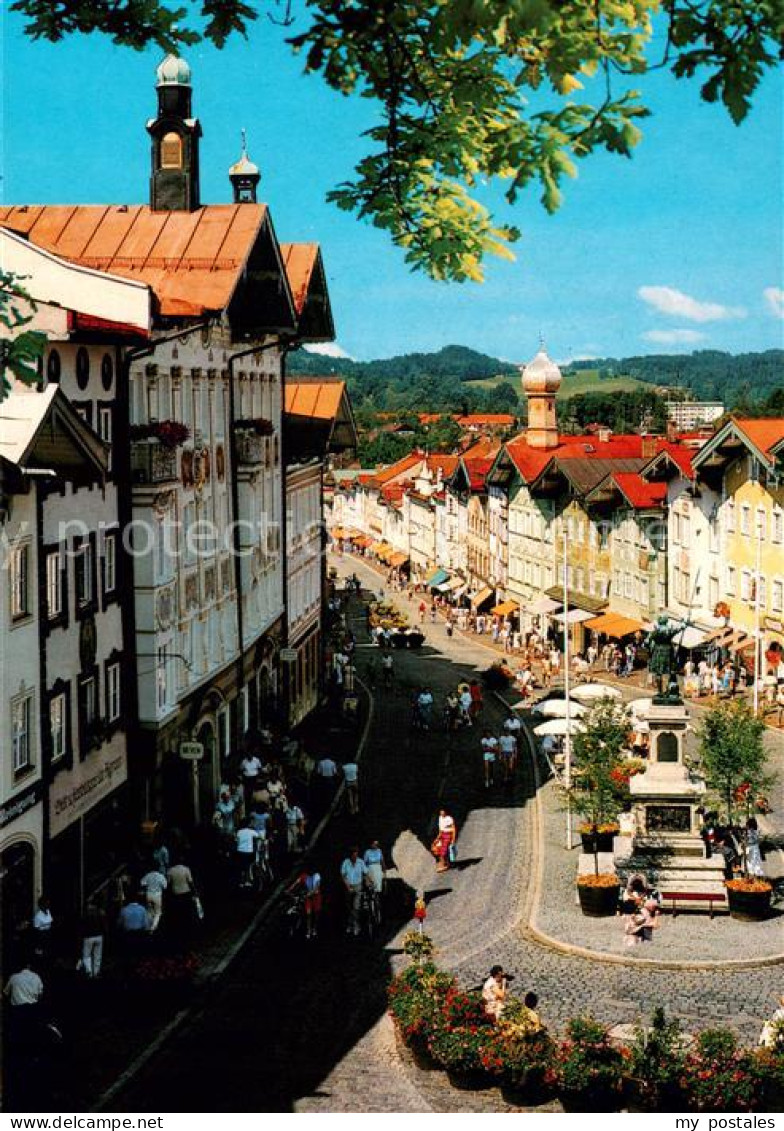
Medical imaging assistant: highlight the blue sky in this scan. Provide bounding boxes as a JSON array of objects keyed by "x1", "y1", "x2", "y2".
[{"x1": 3, "y1": 10, "x2": 783, "y2": 363}]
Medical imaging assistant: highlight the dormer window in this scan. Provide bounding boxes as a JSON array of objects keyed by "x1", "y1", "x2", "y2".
[{"x1": 161, "y1": 132, "x2": 183, "y2": 169}]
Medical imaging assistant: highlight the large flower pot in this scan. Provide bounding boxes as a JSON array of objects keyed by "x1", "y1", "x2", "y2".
[
  {"x1": 577, "y1": 882, "x2": 620, "y2": 918},
  {"x1": 407, "y1": 633, "x2": 425, "y2": 649},
  {"x1": 595, "y1": 831, "x2": 617, "y2": 852},
  {"x1": 727, "y1": 885, "x2": 772, "y2": 921},
  {"x1": 446, "y1": 1068, "x2": 491, "y2": 1091},
  {"x1": 561, "y1": 1086, "x2": 623, "y2": 1113}
]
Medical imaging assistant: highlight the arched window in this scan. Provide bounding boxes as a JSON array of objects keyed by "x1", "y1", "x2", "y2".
[
  {"x1": 161, "y1": 132, "x2": 183, "y2": 169},
  {"x1": 76, "y1": 347, "x2": 90, "y2": 390},
  {"x1": 101, "y1": 353, "x2": 114, "y2": 391},
  {"x1": 47, "y1": 349, "x2": 61, "y2": 384}
]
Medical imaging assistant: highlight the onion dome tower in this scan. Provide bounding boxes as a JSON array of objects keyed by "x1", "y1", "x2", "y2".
[
  {"x1": 521, "y1": 346, "x2": 562, "y2": 450},
  {"x1": 229, "y1": 131, "x2": 261, "y2": 204},
  {"x1": 147, "y1": 53, "x2": 202, "y2": 212}
]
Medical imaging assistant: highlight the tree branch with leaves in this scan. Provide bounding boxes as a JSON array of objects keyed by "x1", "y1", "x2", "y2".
[
  {"x1": 9, "y1": 0, "x2": 782, "y2": 281},
  {"x1": 0, "y1": 272, "x2": 47, "y2": 401}
]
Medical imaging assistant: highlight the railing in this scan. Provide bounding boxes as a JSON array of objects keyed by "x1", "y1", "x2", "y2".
[{"x1": 131, "y1": 440, "x2": 178, "y2": 485}]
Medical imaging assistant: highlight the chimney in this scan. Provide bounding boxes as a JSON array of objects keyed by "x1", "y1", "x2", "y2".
[
  {"x1": 666, "y1": 419, "x2": 678, "y2": 443},
  {"x1": 597, "y1": 426, "x2": 612, "y2": 444},
  {"x1": 641, "y1": 434, "x2": 657, "y2": 460}
]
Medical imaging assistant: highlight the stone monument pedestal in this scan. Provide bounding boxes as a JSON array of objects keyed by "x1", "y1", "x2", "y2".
[{"x1": 627, "y1": 699, "x2": 725, "y2": 900}]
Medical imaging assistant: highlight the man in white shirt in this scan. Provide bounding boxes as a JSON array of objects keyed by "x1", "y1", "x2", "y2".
[
  {"x1": 4, "y1": 962, "x2": 43, "y2": 1008},
  {"x1": 504, "y1": 714, "x2": 522, "y2": 735},
  {"x1": 498, "y1": 732, "x2": 518, "y2": 784},
  {"x1": 140, "y1": 866, "x2": 168, "y2": 931},
  {"x1": 480, "y1": 730, "x2": 498, "y2": 787},
  {"x1": 340, "y1": 847, "x2": 368, "y2": 936},
  {"x1": 236, "y1": 822, "x2": 262, "y2": 887},
  {"x1": 342, "y1": 760, "x2": 360, "y2": 815},
  {"x1": 285, "y1": 803, "x2": 305, "y2": 853}
]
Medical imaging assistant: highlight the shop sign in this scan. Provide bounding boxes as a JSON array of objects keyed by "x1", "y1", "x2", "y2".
[
  {"x1": 279, "y1": 649, "x2": 298, "y2": 663},
  {"x1": 0, "y1": 780, "x2": 43, "y2": 831},
  {"x1": 179, "y1": 741, "x2": 204, "y2": 761},
  {"x1": 49, "y1": 748, "x2": 127, "y2": 837}
]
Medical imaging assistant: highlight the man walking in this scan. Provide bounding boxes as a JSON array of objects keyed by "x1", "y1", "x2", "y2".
[
  {"x1": 340, "y1": 846, "x2": 368, "y2": 936},
  {"x1": 140, "y1": 862, "x2": 168, "y2": 932},
  {"x1": 343, "y1": 759, "x2": 360, "y2": 815}
]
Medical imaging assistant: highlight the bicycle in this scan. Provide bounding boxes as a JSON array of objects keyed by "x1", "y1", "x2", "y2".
[
  {"x1": 282, "y1": 890, "x2": 306, "y2": 939},
  {"x1": 360, "y1": 882, "x2": 382, "y2": 940}
]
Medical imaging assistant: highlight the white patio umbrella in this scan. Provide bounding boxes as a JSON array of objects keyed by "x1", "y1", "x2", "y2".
[
  {"x1": 534, "y1": 718, "x2": 586, "y2": 737},
  {"x1": 531, "y1": 699, "x2": 587, "y2": 718},
  {"x1": 627, "y1": 697, "x2": 653, "y2": 717},
  {"x1": 570, "y1": 683, "x2": 623, "y2": 702}
]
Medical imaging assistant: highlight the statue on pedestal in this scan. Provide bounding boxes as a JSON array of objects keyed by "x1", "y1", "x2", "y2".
[{"x1": 646, "y1": 615, "x2": 690, "y2": 702}]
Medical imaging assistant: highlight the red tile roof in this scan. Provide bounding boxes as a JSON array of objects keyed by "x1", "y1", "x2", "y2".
[
  {"x1": 611, "y1": 473, "x2": 667, "y2": 509},
  {"x1": 0, "y1": 204, "x2": 274, "y2": 318},
  {"x1": 463, "y1": 457, "x2": 495, "y2": 490}
]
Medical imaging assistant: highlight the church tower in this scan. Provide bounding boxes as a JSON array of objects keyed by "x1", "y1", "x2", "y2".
[
  {"x1": 229, "y1": 132, "x2": 261, "y2": 204},
  {"x1": 147, "y1": 54, "x2": 202, "y2": 212},
  {"x1": 521, "y1": 346, "x2": 562, "y2": 450}
]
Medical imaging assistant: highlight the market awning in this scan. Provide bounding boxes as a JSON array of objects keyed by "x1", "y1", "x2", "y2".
[
  {"x1": 470, "y1": 586, "x2": 494, "y2": 609},
  {"x1": 492, "y1": 600, "x2": 518, "y2": 617},
  {"x1": 678, "y1": 626, "x2": 709, "y2": 649},
  {"x1": 425, "y1": 567, "x2": 450, "y2": 587},
  {"x1": 545, "y1": 586, "x2": 607, "y2": 615},
  {"x1": 369, "y1": 541, "x2": 384, "y2": 554},
  {"x1": 331, "y1": 527, "x2": 346, "y2": 539},
  {"x1": 436, "y1": 578, "x2": 456, "y2": 592},
  {"x1": 584, "y1": 612, "x2": 644, "y2": 637},
  {"x1": 527, "y1": 595, "x2": 561, "y2": 615},
  {"x1": 354, "y1": 534, "x2": 372, "y2": 548},
  {"x1": 388, "y1": 551, "x2": 409, "y2": 568},
  {"x1": 553, "y1": 608, "x2": 595, "y2": 625},
  {"x1": 442, "y1": 575, "x2": 465, "y2": 592}
]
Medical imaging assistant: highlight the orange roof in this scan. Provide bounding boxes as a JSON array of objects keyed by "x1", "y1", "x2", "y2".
[
  {"x1": 0, "y1": 204, "x2": 270, "y2": 317},
  {"x1": 456, "y1": 413, "x2": 515, "y2": 427},
  {"x1": 734, "y1": 418, "x2": 784, "y2": 458},
  {"x1": 373, "y1": 452, "x2": 423, "y2": 484},
  {"x1": 280, "y1": 242, "x2": 319, "y2": 316},
  {"x1": 285, "y1": 380, "x2": 346, "y2": 422},
  {"x1": 462, "y1": 437, "x2": 501, "y2": 460}
]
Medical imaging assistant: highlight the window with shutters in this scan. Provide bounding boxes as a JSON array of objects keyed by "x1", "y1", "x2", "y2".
[{"x1": 11, "y1": 544, "x2": 30, "y2": 620}]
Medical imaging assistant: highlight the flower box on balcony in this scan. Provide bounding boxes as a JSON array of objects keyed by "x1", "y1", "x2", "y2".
[
  {"x1": 131, "y1": 439, "x2": 178, "y2": 485},
  {"x1": 234, "y1": 431, "x2": 265, "y2": 465}
]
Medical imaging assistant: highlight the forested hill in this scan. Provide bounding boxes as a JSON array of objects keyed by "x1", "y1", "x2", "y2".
[
  {"x1": 288, "y1": 344, "x2": 517, "y2": 382},
  {"x1": 567, "y1": 350, "x2": 784, "y2": 404},
  {"x1": 287, "y1": 344, "x2": 783, "y2": 415}
]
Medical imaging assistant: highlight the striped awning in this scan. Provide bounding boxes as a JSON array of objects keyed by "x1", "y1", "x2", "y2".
[
  {"x1": 470, "y1": 586, "x2": 494, "y2": 609},
  {"x1": 425, "y1": 568, "x2": 450, "y2": 587}
]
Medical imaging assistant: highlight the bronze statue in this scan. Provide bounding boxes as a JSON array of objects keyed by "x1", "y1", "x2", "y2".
[{"x1": 646, "y1": 614, "x2": 688, "y2": 701}]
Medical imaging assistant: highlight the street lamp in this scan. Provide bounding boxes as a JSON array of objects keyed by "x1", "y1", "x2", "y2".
[{"x1": 562, "y1": 527, "x2": 573, "y2": 850}]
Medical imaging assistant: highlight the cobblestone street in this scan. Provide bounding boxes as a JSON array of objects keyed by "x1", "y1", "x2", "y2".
[{"x1": 97, "y1": 555, "x2": 784, "y2": 1113}]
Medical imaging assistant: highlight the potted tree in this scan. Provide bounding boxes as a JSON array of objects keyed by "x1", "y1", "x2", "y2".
[
  {"x1": 571, "y1": 699, "x2": 630, "y2": 916},
  {"x1": 698, "y1": 701, "x2": 772, "y2": 920},
  {"x1": 557, "y1": 1016, "x2": 626, "y2": 1111}
]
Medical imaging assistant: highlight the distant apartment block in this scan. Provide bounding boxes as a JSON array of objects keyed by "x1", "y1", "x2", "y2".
[{"x1": 666, "y1": 400, "x2": 725, "y2": 429}]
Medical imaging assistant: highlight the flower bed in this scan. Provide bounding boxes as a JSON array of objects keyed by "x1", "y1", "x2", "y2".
[{"x1": 388, "y1": 943, "x2": 783, "y2": 1110}]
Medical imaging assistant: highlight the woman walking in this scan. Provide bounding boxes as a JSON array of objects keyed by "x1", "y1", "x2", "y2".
[{"x1": 433, "y1": 809, "x2": 457, "y2": 873}]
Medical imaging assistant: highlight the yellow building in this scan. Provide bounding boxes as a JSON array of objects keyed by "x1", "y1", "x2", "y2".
[{"x1": 692, "y1": 417, "x2": 784, "y2": 673}]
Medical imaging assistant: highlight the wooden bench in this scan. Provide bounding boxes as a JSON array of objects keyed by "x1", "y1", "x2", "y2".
[{"x1": 661, "y1": 891, "x2": 727, "y2": 919}]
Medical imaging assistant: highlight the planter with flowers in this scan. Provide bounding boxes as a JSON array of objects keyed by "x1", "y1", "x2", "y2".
[
  {"x1": 680, "y1": 1028, "x2": 767, "y2": 1112},
  {"x1": 388, "y1": 956, "x2": 455, "y2": 1068},
  {"x1": 725, "y1": 876, "x2": 773, "y2": 921},
  {"x1": 626, "y1": 1006, "x2": 689, "y2": 1111},
  {"x1": 130, "y1": 420, "x2": 189, "y2": 484},
  {"x1": 557, "y1": 1016, "x2": 627, "y2": 1111},
  {"x1": 234, "y1": 417, "x2": 275, "y2": 436},
  {"x1": 698, "y1": 701, "x2": 772, "y2": 920},
  {"x1": 428, "y1": 986, "x2": 494, "y2": 1088},
  {"x1": 491, "y1": 1001, "x2": 558, "y2": 1104},
  {"x1": 569, "y1": 700, "x2": 631, "y2": 914}
]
